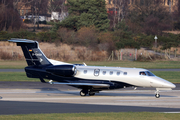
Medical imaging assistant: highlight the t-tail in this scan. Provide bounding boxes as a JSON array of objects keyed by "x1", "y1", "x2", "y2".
[{"x1": 8, "y1": 38, "x2": 52, "y2": 66}]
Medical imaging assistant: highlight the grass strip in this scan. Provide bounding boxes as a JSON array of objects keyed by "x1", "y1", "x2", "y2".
[
  {"x1": 1, "y1": 60, "x2": 180, "y2": 69},
  {"x1": 0, "y1": 60, "x2": 27, "y2": 69},
  {"x1": 0, "y1": 72, "x2": 38, "y2": 82},
  {"x1": 153, "y1": 71, "x2": 180, "y2": 83},
  {"x1": 0, "y1": 71, "x2": 179, "y2": 83},
  {"x1": 71, "y1": 61, "x2": 180, "y2": 69},
  {"x1": 0, "y1": 112, "x2": 180, "y2": 120}
]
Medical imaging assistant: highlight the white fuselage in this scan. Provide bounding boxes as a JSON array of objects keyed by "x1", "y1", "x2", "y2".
[
  {"x1": 74, "y1": 66, "x2": 176, "y2": 89},
  {"x1": 48, "y1": 59, "x2": 176, "y2": 89}
]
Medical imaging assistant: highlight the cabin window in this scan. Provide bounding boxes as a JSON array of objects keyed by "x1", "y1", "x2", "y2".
[
  {"x1": 124, "y1": 72, "x2": 127, "y2": 75},
  {"x1": 117, "y1": 71, "x2": 120, "y2": 76},
  {"x1": 103, "y1": 71, "x2": 106, "y2": 75},
  {"x1": 110, "y1": 71, "x2": 113, "y2": 75},
  {"x1": 94, "y1": 69, "x2": 100, "y2": 76},
  {"x1": 84, "y1": 70, "x2": 87, "y2": 74}
]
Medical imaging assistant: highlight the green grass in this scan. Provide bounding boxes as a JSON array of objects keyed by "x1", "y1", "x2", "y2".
[
  {"x1": 0, "y1": 60, "x2": 27, "y2": 69},
  {"x1": 0, "y1": 112, "x2": 180, "y2": 120},
  {"x1": 153, "y1": 71, "x2": 180, "y2": 83},
  {"x1": 79, "y1": 61, "x2": 180, "y2": 69},
  {"x1": 0, "y1": 72, "x2": 38, "y2": 81},
  {"x1": 1, "y1": 60, "x2": 180, "y2": 69},
  {"x1": 0, "y1": 71, "x2": 179, "y2": 83}
]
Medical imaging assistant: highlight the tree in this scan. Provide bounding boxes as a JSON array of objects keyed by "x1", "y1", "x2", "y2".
[
  {"x1": 13, "y1": 0, "x2": 34, "y2": 12},
  {"x1": 21, "y1": 0, "x2": 49, "y2": 31},
  {"x1": 33, "y1": 0, "x2": 49, "y2": 29},
  {"x1": 109, "y1": 0, "x2": 128, "y2": 29},
  {"x1": 126, "y1": 0, "x2": 172, "y2": 35},
  {"x1": 49, "y1": 0, "x2": 67, "y2": 13},
  {"x1": 0, "y1": 0, "x2": 22, "y2": 31},
  {"x1": 60, "y1": 0, "x2": 110, "y2": 31},
  {"x1": 173, "y1": 0, "x2": 180, "y2": 29}
]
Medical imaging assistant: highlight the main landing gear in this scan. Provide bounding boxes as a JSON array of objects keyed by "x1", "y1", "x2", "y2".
[
  {"x1": 80, "y1": 89, "x2": 96, "y2": 96},
  {"x1": 155, "y1": 90, "x2": 160, "y2": 98}
]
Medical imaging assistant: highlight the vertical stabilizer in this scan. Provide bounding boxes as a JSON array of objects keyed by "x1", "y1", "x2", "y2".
[{"x1": 9, "y1": 39, "x2": 51, "y2": 66}]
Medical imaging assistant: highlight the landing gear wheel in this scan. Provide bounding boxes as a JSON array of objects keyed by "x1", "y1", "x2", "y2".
[
  {"x1": 155, "y1": 89, "x2": 160, "y2": 98},
  {"x1": 80, "y1": 89, "x2": 88, "y2": 96},
  {"x1": 80, "y1": 91, "x2": 86, "y2": 96},
  {"x1": 89, "y1": 92, "x2": 95, "y2": 96},
  {"x1": 155, "y1": 93, "x2": 160, "y2": 98}
]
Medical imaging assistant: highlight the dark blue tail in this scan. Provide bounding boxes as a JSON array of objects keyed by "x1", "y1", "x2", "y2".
[{"x1": 9, "y1": 39, "x2": 52, "y2": 66}]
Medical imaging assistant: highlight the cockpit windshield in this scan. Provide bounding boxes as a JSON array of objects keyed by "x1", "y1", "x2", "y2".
[
  {"x1": 139, "y1": 71, "x2": 155, "y2": 76},
  {"x1": 146, "y1": 71, "x2": 155, "y2": 76}
]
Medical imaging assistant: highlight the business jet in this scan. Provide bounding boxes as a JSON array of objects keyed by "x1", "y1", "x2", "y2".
[{"x1": 8, "y1": 39, "x2": 176, "y2": 98}]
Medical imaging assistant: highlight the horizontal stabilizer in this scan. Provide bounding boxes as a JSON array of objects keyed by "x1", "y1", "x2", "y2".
[
  {"x1": 8, "y1": 39, "x2": 35, "y2": 43},
  {"x1": 49, "y1": 80, "x2": 110, "y2": 88}
]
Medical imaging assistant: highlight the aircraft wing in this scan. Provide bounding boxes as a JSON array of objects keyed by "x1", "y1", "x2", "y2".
[{"x1": 49, "y1": 80, "x2": 110, "y2": 88}]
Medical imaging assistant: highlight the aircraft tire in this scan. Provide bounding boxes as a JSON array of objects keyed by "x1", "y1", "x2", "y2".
[
  {"x1": 80, "y1": 89, "x2": 88, "y2": 96},
  {"x1": 155, "y1": 94, "x2": 160, "y2": 98}
]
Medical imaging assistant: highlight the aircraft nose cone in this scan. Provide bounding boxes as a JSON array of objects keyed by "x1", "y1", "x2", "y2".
[
  {"x1": 151, "y1": 77, "x2": 176, "y2": 88},
  {"x1": 160, "y1": 79, "x2": 176, "y2": 88},
  {"x1": 168, "y1": 83, "x2": 176, "y2": 88}
]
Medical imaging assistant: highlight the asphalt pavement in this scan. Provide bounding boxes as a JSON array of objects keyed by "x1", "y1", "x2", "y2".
[{"x1": 0, "y1": 68, "x2": 180, "y2": 115}]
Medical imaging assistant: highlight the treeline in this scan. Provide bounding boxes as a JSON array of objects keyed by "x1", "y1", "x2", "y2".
[
  {"x1": 47, "y1": 0, "x2": 180, "y2": 50},
  {"x1": 1, "y1": 26, "x2": 180, "y2": 52},
  {"x1": 1, "y1": 0, "x2": 180, "y2": 52}
]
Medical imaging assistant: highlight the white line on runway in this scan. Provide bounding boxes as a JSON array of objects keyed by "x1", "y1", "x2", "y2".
[
  {"x1": 163, "y1": 112, "x2": 180, "y2": 113},
  {"x1": 116, "y1": 99, "x2": 180, "y2": 102}
]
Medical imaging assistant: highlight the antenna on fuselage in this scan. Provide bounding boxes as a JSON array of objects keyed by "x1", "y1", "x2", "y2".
[{"x1": 83, "y1": 62, "x2": 87, "y2": 66}]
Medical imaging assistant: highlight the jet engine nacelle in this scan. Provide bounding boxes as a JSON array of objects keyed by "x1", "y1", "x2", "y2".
[{"x1": 46, "y1": 65, "x2": 77, "y2": 77}]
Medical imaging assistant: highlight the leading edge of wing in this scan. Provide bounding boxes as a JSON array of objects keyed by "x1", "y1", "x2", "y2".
[{"x1": 49, "y1": 80, "x2": 110, "y2": 88}]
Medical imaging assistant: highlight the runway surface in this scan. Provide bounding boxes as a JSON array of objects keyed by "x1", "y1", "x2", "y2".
[{"x1": 0, "y1": 82, "x2": 180, "y2": 115}]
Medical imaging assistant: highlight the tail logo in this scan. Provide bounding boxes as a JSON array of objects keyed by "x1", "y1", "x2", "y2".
[{"x1": 40, "y1": 58, "x2": 43, "y2": 62}]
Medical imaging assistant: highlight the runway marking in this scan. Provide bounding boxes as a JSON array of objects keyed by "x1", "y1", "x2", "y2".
[
  {"x1": 163, "y1": 112, "x2": 180, "y2": 113},
  {"x1": 102, "y1": 90, "x2": 180, "y2": 93},
  {"x1": 116, "y1": 99, "x2": 180, "y2": 102}
]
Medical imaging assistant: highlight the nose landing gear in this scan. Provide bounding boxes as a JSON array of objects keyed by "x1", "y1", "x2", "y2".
[
  {"x1": 155, "y1": 93, "x2": 160, "y2": 98},
  {"x1": 155, "y1": 90, "x2": 160, "y2": 98}
]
